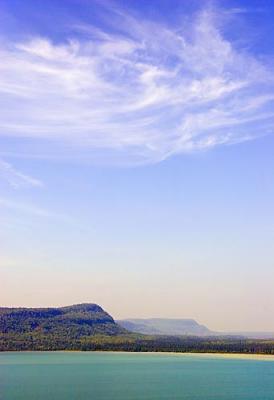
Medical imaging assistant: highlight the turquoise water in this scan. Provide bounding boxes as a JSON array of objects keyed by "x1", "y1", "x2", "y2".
[{"x1": 1, "y1": 352, "x2": 274, "y2": 399}]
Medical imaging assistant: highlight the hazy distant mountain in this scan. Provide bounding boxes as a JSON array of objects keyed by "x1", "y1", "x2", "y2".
[
  {"x1": 117, "y1": 319, "x2": 274, "y2": 339},
  {"x1": 117, "y1": 318, "x2": 213, "y2": 336},
  {"x1": 225, "y1": 331, "x2": 274, "y2": 339}
]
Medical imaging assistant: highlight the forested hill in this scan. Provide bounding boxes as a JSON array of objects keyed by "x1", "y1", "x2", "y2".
[{"x1": 0, "y1": 303, "x2": 126, "y2": 338}]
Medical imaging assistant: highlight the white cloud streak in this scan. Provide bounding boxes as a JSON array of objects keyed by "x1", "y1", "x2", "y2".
[
  {"x1": 0, "y1": 197, "x2": 53, "y2": 217},
  {"x1": 0, "y1": 7, "x2": 273, "y2": 165},
  {"x1": 0, "y1": 158, "x2": 43, "y2": 188},
  {"x1": 0, "y1": 197, "x2": 72, "y2": 223}
]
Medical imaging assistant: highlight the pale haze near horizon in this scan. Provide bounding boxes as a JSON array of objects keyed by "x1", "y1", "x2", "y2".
[{"x1": 0, "y1": 0, "x2": 274, "y2": 332}]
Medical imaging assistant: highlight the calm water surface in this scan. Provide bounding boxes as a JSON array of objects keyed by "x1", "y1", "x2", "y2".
[{"x1": 0, "y1": 352, "x2": 274, "y2": 399}]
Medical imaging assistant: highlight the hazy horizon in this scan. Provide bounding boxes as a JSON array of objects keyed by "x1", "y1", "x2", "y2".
[{"x1": 1, "y1": 0, "x2": 274, "y2": 332}]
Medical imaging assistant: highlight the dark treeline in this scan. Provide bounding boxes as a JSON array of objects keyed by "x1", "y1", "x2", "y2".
[{"x1": 1, "y1": 333, "x2": 274, "y2": 354}]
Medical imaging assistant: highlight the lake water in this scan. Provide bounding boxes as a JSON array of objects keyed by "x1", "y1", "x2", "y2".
[{"x1": 1, "y1": 352, "x2": 274, "y2": 399}]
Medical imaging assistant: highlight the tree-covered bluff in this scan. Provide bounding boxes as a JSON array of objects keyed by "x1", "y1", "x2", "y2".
[{"x1": 0, "y1": 303, "x2": 125, "y2": 338}]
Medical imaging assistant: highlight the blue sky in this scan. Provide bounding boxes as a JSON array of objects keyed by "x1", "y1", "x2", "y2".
[{"x1": 0, "y1": 0, "x2": 274, "y2": 331}]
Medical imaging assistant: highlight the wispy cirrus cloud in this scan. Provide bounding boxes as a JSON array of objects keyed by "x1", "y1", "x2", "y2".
[
  {"x1": 0, "y1": 6, "x2": 274, "y2": 165},
  {"x1": 0, "y1": 197, "x2": 53, "y2": 217},
  {"x1": 0, "y1": 197, "x2": 73, "y2": 223},
  {"x1": 0, "y1": 158, "x2": 43, "y2": 188}
]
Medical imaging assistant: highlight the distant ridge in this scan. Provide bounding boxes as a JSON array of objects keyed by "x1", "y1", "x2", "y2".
[
  {"x1": 117, "y1": 318, "x2": 274, "y2": 339},
  {"x1": 224, "y1": 331, "x2": 274, "y2": 340},
  {"x1": 117, "y1": 318, "x2": 213, "y2": 336}
]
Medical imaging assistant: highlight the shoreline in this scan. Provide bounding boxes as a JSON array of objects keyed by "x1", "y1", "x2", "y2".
[
  {"x1": 1, "y1": 351, "x2": 274, "y2": 361},
  {"x1": 85, "y1": 351, "x2": 274, "y2": 361}
]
